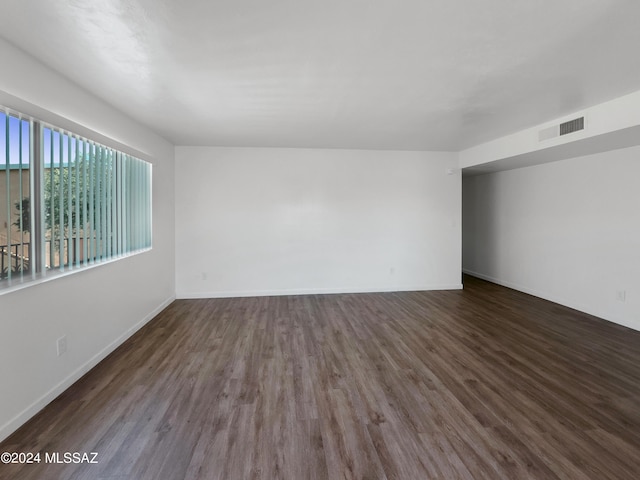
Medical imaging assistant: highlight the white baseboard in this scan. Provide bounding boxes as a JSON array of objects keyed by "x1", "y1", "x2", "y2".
[
  {"x1": 463, "y1": 268, "x2": 599, "y2": 314},
  {"x1": 0, "y1": 295, "x2": 175, "y2": 443},
  {"x1": 462, "y1": 269, "x2": 639, "y2": 332},
  {"x1": 177, "y1": 283, "x2": 463, "y2": 299}
]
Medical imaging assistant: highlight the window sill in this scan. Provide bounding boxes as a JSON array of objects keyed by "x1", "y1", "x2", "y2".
[{"x1": 0, "y1": 247, "x2": 151, "y2": 296}]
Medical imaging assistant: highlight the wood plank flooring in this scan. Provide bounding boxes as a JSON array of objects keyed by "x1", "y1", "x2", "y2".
[{"x1": 2, "y1": 275, "x2": 640, "y2": 479}]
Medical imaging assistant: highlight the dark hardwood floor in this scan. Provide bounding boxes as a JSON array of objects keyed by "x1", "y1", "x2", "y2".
[{"x1": 2, "y1": 276, "x2": 640, "y2": 479}]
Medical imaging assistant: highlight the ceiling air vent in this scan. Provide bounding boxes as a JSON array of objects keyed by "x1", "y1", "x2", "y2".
[
  {"x1": 538, "y1": 116, "x2": 586, "y2": 142},
  {"x1": 559, "y1": 116, "x2": 584, "y2": 136}
]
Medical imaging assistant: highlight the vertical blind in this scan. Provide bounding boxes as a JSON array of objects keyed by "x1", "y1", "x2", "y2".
[
  {"x1": 0, "y1": 111, "x2": 31, "y2": 281},
  {"x1": 1, "y1": 107, "x2": 152, "y2": 285}
]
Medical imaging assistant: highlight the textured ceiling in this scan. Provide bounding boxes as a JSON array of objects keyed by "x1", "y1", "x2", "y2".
[{"x1": 1, "y1": 0, "x2": 639, "y2": 150}]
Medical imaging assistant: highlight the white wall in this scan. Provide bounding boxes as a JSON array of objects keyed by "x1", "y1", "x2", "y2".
[
  {"x1": 0, "y1": 38, "x2": 175, "y2": 441},
  {"x1": 463, "y1": 145, "x2": 640, "y2": 331},
  {"x1": 176, "y1": 147, "x2": 461, "y2": 297}
]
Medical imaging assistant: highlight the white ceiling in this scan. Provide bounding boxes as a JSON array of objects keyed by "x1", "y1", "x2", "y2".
[{"x1": 1, "y1": 0, "x2": 639, "y2": 151}]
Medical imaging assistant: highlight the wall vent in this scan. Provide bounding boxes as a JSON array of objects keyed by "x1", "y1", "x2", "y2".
[
  {"x1": 559, "y1": 117, "x2": 584, "y2": 136},
  {"x1": 539, "y1": 116, "x2": 586, "y2": 142}
]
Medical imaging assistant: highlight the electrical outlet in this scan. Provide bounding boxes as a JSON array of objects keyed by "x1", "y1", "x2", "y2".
[
  {"x1": 57, "y1": 335, "x2": 67, "y2": 356},
  {"x1": 616, "y1": 290, "x2": 626, "y2": 302}
]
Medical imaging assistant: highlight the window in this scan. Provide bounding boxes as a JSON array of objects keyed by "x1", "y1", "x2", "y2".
[
  {"x1": 0, "y1": 112, "x2": 30, "y2": 281},
  {"x1": 1, "y1": 107, "x2": 151, "y2": 287}
]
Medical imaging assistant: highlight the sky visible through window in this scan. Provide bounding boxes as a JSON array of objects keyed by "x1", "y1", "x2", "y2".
[
  {"x1": 1, "y1": 112, "x2": 94, "y2": 167},
  {"x1": 0, "y1": 112, "x2": 30, "y2": 167},
  {"x1": 42, "y1": 128, "x2": 90, "y2": 167}
]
